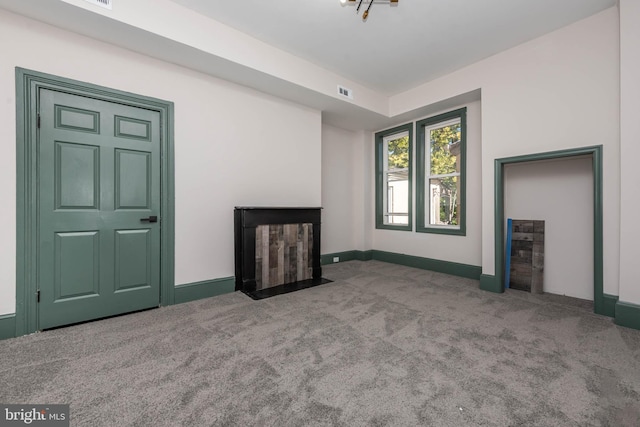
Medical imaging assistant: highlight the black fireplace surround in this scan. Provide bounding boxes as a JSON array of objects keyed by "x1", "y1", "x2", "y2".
[{"x1": 234, "y1": 207, "x2": 329, "y2": 299}]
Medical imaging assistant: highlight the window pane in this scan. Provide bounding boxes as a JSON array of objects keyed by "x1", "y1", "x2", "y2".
[
  {"x1": 428, "y1": 176, "x2": 460, "y2": 226},
  {"x1": 430, "y1": 122, "x2": 461, "y2": 175},
  {"x1": 376, "y1": 124, "x2": 412, "y2": 231},
  {"x1": 387, "y1": 135, "x2": 409, "y2": 169},
  {"x1": 386, "y1": 169, "x2": 408, "y2": 225}
]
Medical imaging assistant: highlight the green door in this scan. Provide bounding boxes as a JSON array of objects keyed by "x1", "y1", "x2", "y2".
[{"x1": 38, "y1": 89, "x2": 161, "y2": 329}]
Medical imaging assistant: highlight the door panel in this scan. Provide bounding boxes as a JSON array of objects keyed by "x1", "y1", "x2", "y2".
[
  {"x1": 54, "y1": 231, "x2": 100, "y2": 300},
  {"x1": 38, "y1": 88, "x2": 161, "y2": 329},
  {"x1": 115, "y1": 116, "x2": 152, "y2": 141},
  {"x1": 115, "y1": 149, "x2": 151, "y2": 209},
  {"x1": 114, "y1": 229, "x2": 152, "y2": 292},
  {"x1": 55, "y1": 142, "x2": 100, "y2": 209},
  {"x1": 55, "y1": 105, "x2": 100, "y2": 133}
]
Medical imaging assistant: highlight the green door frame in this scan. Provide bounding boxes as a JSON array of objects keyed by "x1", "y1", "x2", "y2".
[
  {"x1": 15, "y1": 68, "x2": 175, "y2": 336},
  {"x1": 490, "y1": 145, "x2": 605, "y2": 316}
]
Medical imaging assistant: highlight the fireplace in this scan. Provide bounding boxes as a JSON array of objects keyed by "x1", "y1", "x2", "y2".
[{"x1": 234, "y1": 207, "x2": 329, "y2": 299}]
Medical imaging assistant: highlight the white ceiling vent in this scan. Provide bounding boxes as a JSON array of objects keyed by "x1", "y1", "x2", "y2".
[
  {"x1": 83, "y1": 0, "x2": 112, "y2": 10},
  {"x1": 337, "y1": 85, "x2": 354, "y2": 100}
]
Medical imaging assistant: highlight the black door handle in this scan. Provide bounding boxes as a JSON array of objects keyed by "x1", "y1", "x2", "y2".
[{"x1": 140, "y1": 215, "x2": 158, "y2": 223}]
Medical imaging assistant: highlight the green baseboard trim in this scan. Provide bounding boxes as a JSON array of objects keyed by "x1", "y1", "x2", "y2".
[
  {"x1": 321, "y1": 250, "x2": 374, "y2": 265},
  {"x1": 321, "y1": 251, "x2": 358, "y2": 265},
  {"x1": 322, "y1": 249, "x2": 479, "y2": 279},
  {"x1": 602, "y1": 293, "x2": 618, "y2": 318},
  {"x1": 614, "y1": 300, "x2": 640, "y2": 330},
  {"x1": 174, "y1": 277, "x2": 235, "y2": 305},
  {"x1": 370, "y1": 250, "x2": 481, "y2": 280},
  {"x1": 479, "y1": 274, "x2": 503, "y2": 293},
  {"x1": 0, "y1": 314, "x2": 16, "y2": 341}
]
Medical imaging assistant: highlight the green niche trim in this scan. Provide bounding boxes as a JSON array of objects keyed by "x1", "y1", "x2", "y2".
[
  {"x1": 371, "y1": 250, "x2": 481, "y2": 279},
  {"x1": 614, "y1": 300, "x2": 640, "y2": 331},
  {"x1": 174, "y1": 277, "x2": 235, "y2": 305},
  {"x1": 416, "y1": 107, "x2": 467, "y2": 236},
  {"x1": 0, "y1": 314, "x2": 16, "y2": 341},
  {"x1": 494, "y1": 145, "x2": 604, "y2": 314},
  {"x1": 602, "y1": 293, "x2": 618, "y2": 318},
  {"x1": 358, "y1": 250, "x2": 374, "y2": 261},
  {"x1": 375, "y1": 123, "x2": 413, "y2": 231},
  {"x1": 15, "y1": 67, "x2": 176, "y2": 336},
  {"x1": 479, "y1": 274, "x2": 502, "y2": 293}
]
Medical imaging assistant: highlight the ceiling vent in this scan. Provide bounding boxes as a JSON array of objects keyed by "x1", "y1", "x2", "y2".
[
  {"x1": 83, "y1": 0, "x2": 112, "y2": 9},
  {"x1": 338, "y1": 85, "x2": 354, "y2": 100}
]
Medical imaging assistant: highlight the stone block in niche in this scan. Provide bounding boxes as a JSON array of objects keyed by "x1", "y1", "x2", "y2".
[{"x1": 509, "y1": 220, "x2": 544, "y2": 293}]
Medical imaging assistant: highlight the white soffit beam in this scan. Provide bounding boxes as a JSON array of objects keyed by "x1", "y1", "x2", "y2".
[{"x1": 0, "y1": 0, "x2": 390, "y2": 129}]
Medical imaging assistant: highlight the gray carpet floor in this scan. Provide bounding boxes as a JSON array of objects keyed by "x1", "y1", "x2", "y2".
[{"x1": 1, "y1": 260, "x2": 640, "y2": 426}]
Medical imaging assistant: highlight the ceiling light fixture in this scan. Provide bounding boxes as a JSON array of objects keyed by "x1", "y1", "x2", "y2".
[{"x1": 340, "y1": 0, "x2": 398, "y2": 22}]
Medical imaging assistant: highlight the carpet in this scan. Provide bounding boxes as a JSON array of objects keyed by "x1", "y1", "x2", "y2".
[{"x1": 1, "y1": 260, "x2": 639, "y2": 426}]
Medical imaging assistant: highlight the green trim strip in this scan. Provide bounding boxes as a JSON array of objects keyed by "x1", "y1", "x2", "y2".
[
  {"x1": 174, "y1": 277, "x2": 235, "y2": 305},
  {"x1": 614, "y1": 300, "x2": 640, "y2": 330},
  {"x1": 371, "y1": 250, "x2": 481, "y2": 279},
  {"x1": 416, "y1": 107, "x2": 467, "y2": 236},
  {"x1": 375, "y1": 123, "x2": 413, "y2": 231},
  {"x1": 322, "y1": 250, "x2": 479, "y2": 279},
  {"x1": 0, "y1": 314, "x2": 16, "y2": 341},
  {"x1": 161, "y1": 102, "x2": 176, "y2": 307},
  {"x1": 602, "y1": 293, "x2": 618, "y2": 318},
  {"x1": 494, "y1": 146, "x2": 604, "y2": 314},
  {"x1": 479, "y1": 274, "x2": 501, "y2": 293},
  {"x1": 15, "y1": 67, "x2": 175, "y2": 336}
]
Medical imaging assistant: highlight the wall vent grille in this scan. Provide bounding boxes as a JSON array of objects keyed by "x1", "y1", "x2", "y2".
[
  {"x1": 337, "y1": 85, "x2": 354, "y2": 100},
  {"x1": 83, "y1": 0, "x2": 112, "y2": 9}
]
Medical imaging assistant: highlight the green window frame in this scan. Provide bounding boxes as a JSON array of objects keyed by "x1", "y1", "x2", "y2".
[
  {"x1": 375, "y1": 123, "x2": 413, "y2": 231},
  {"x1": 416, "y1": 107, "x2": 467, "y2": 235}
]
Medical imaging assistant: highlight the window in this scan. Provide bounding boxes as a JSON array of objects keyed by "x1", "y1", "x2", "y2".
[
  {"x1": 416, "y1": 108, "x2": 466, "y2": 235},
  {"x1": 375, "y1": 123, "x2": 412, "y2": 230}
]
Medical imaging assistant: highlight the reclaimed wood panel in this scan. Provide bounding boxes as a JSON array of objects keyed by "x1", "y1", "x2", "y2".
[
  {"x1": 261, "y1": 226, "x2": 269, "y2": 288},
  {"x1": 509, "y1": 220, "x2": 544, "y2": 293},
  {"x1": 255, "y1": 223, "x2": 313, "y2": 290}
]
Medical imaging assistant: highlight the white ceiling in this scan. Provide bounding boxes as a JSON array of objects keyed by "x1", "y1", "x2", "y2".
[
  {"x1": 0, "y1": 0, "x2": 618, "y2": 130},
  {"x1": 170, "y1": 0, "x2": 616, "y2": 95}
]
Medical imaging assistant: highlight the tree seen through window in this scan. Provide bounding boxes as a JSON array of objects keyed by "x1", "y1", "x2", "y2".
[{"x1": 429, "y1": 122, "x2": 461, "y2": 226}]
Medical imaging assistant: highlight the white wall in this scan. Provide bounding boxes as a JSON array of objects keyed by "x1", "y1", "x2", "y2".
[
  {"x1": 321, "y1": 124, "x2": 359, "y2": 254},
  {"x1": 321, "y1": 125, "x2": 373, "y2": 255},
  {"x1": 504, "y1": 157, "x2": 593, "y2": 300},
  {"x1": 0, "y1": 9, "x2": 322, "y2": 315},
  {"x1": 389, "y1": 8, "x2": 620, "y2": 294},
  {"x1": 0, "y1": 5, "x2": 627, "y2": 315},
  {"x1": 370, "y1": 100, "x2": 483, "y2": 267},
  {"x1": 619, "y1": 0, "x2": 640, "y2": 305}
]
